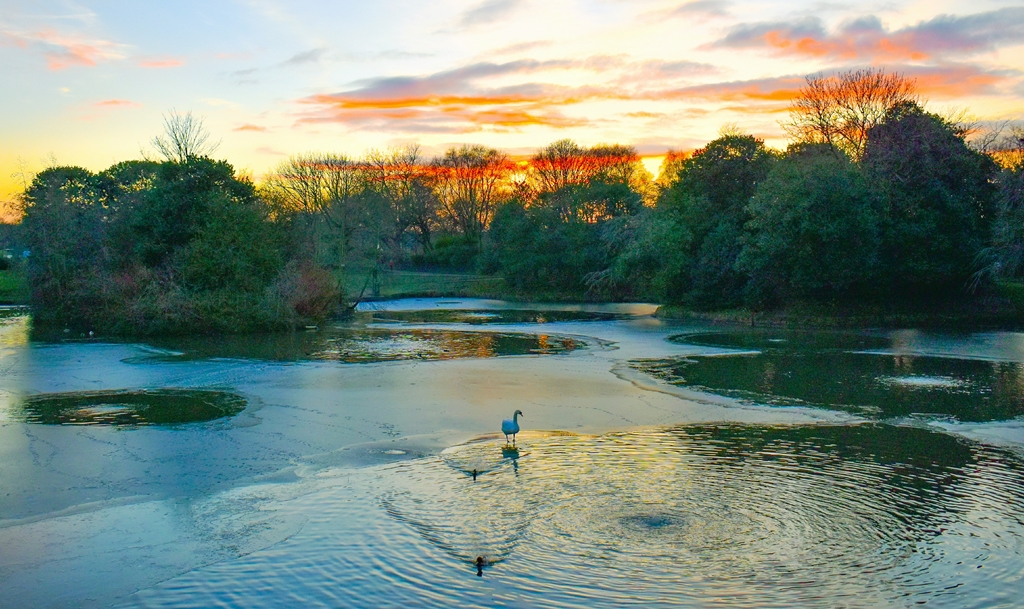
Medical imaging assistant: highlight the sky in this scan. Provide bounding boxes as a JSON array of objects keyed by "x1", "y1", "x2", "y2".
[{"x1": 2, "y1": 0, "x2": 1023, "y2": 212}]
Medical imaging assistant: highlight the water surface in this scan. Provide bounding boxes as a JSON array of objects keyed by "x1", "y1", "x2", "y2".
[
  {"x1": 130, "y1": 326, "x2": 582, "y2": 363},
  {"x1": 4, "y1": 304, "x2": 1024, "y2": 608},
  {"x1": 367, "y1": 309, "x2": 621, "y2": 325},
  {"x1": 637, "y1": 330, "x2": 1024, "y2": 422},
  {"x1": 127, "y1": 424, "x2": 1024, "y2": 608},
  {"x1": 18, "y1": 389, "x2": 247, "y2": 426}
]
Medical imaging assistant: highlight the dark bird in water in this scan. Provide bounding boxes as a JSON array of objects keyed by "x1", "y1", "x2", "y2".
[
  {"x1": 476, "y1": 556, "x2": 485, "y2": 576},
  {"x1": 501, "y1": 409, "x2": 523, "y2": 446},
  {"x1": 472, "y1": 469, "x2": 477, "y2": 480}
]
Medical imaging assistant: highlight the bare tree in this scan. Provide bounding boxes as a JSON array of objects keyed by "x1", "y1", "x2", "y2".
[
  {"x1": 151, "y1": 110, "x2": 220, "y2": 163},
  {"x1": 263, "y1": 153, "x2": 364, "y2": 263},
  {"x1": 265, "y1": 153, "x2": 361, "y2": 223},
  {"x1": 783, "y1": 68, "x2": 918, "y2": 159},
  {"x1": 530, "y1": 139, "x2": 593, "y2": 193},
  {"x1": 362, "y1": 146, "x2": 437, "y2": 251},
  {"x1": 993, "y1": 125, "x2": 1024, "y2": 169},
  {"x1": 430, "y1": 145, "x2": 514, "y2": 242},
  {"x1": 529, "y1": 140, "x2": 650, "y2": 198}
]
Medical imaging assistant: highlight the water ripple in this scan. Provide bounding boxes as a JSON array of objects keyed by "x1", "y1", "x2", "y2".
[{"x1": 127, "y1": 424, "x2": 1024, "y2": 608}]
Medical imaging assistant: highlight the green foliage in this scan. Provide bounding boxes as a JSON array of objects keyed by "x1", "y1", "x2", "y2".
[
  {"x1": 414, "y1": 234, "x2": 480, "y2": 270},
  {"x1": 0, "y1": 269, "x2": 28, "y2": 303},
  {"x1": 656, "y1": 134, "x2": 778, "y2": 307},
  {"x1": 126, "y1": 158, "x2": 258, "y2": 268},
  {"x1": 19, "y1": 157, "x2": 338, "y2": 335},
  {"x1": 598, "y1": 208, "x2": 691, "y2": 301},
  {"x1": 739, "y1": 144, "x2": 880, "y2": 306},
  {"x1": 604, "y1": 114, "x2": 999, "y2": 310},
  {"x1": 20, "y1": 166, "x2": 109, "y2": 325},
  {"x1": 663, "y1": 134, "x2": 778, "y2": 217},
  {"x1": 173, "y1": 190, "x2": 283, "y2": 293},
  {"x1": 487, "y1": 199, "x2": 603, "y2": 297},
  {"x1": 863, "y1": 102, "x2": 998, "y2": 296},
  {"x1": 989, "y1": 166, "x2": 1024, "y2": 278}
]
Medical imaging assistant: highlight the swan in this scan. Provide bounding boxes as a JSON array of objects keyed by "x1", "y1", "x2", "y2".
[{"x1": 502, "y1": 409, "x2": 523, "y2": 446}]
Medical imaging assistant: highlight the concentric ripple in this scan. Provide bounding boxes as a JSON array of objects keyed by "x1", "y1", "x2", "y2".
[
  {"x1": 128, "y1": 424, "x2": 1024, "y2": 608},
  {"x1": 382, "y1": 425, "x2": 1024, "y2": 607}
]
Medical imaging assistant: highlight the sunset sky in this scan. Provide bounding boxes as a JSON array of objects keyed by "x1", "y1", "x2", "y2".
[{"x1": 2, "y1": 0, "x2": 1023, "y2": 208}]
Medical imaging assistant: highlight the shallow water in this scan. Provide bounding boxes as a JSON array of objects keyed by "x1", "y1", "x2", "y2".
[
  {"x1": 129, "y1": 325, "x2": 582, "y2": 363},
  {"x1": 638, "y1": 330, "x2": 1024, "y2": 422},
  {"x1": 4, "y1": 304, "x2": 1024, "y2": 608},
  {"x1": 368, "y1": 309, "x2": 621, "y2": 325},
  {"x1": 127, "y1": 425, "x2": 1024, "y2": 608},
  {"x1": 17, "y1": 389, "x2": 246, "y2": 426}
]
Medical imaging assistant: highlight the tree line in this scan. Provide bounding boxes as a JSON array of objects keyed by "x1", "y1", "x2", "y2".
[{"x1": 11, "y1": 68, "x2": 1024, "y2": 334}]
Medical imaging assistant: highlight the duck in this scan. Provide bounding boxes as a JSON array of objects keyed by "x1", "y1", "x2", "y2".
[{"x1": 501, "y1": 409, "x2": 523, "y2": 446}]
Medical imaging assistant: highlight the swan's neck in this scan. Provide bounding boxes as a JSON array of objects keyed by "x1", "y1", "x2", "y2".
[{"x1": 513, "y1": 412, "x2": 520, "y2": 423}]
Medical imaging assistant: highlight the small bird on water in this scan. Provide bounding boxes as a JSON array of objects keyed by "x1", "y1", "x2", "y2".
[{"x1": 501, "y1": 409, "x2": 523, "y2": 447}]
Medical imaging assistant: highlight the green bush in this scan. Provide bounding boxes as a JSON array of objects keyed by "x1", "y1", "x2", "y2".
[
  {"x1": 739, "y1": 144, "x2": 880, "y2": 306},
  {"x1": 413, "y1": 235, "x2": 480, "y2": 270},
  {"x1": 19, "y1": 157, "x2": 340, "y2": 335}
]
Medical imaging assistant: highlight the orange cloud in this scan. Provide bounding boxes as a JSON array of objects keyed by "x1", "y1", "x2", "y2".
[
  {"x1": 710, "y1": 9, "x2": 1024, "y2": 62},
  {"x1": 303, "y1": 94, "x2": 569, "y2": 111},
  {"x1": 2, "y1": 28, "x2": 126, "y2": 70},
  {"x1": 906, "y1": 65, "x2": 1006, "y2": 98},
  {"x1": 235, "y1": 124, "x2": 268, "y2": 132},
  {"x1": 296, "y1": 72, "x2": 810, "y2": 133},
  {"x1": 298, "y1": 91, "x2": 595, "y2": 132},
  {"x1": 300, "y1": 102, "x2": 587, "y2": 132},
  {"x1": 761, "y1": 30, "x2": 928, "y2": 61},
  {"x1": 720, "y1": 104, "x2": 790, "y2": 115},
  {"x1": 139, "y1": 58, "x2": 184, "y2": 69},
  {"x1": 665, "y1": 77, "x2": 804, "y2": 103},
  {"x1": 94, "y1": 99, "x2": 141, "y2": 108}
]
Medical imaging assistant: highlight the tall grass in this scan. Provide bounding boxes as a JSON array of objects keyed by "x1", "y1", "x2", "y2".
[{"x1": 0, "y1": 269, "x2": 28, "y2": 304}]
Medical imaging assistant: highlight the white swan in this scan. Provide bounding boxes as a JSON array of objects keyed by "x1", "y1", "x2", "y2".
[{"x1": 501, "y1": 410, "x2": 523, "y2": 446}]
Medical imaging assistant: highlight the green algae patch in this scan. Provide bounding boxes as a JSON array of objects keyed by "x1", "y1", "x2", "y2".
[{"x1": 18, "y1": 389, "x2": 247, "y2": 426}]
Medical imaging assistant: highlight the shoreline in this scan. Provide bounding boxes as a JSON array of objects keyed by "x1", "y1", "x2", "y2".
[{"x1": 655, "y1": 300, "x2": 1024, "y2": 331}]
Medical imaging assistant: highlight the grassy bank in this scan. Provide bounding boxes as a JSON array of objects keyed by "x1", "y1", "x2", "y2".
[
  {"x1": 0, "y1": 269, "x2": 28, "y2": 304},
  {"x1": 340, "y1": 268, "x2": 605, "y2": 303},
  {"x1": 656, "y1": 286, "x2": 1024, "y2": 331},
  {"x1": 342, "y1": 268, "x2": 507, "y2": 301}
]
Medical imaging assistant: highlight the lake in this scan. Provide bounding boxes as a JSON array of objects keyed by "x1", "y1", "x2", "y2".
[{"x1": 2, "y1": 300, "x2": 1023, "y2": 608}]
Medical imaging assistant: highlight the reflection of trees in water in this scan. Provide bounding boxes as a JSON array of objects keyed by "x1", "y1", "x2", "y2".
[
  {"x1": 637, "y1": 349, "x2": 1024, "y2": 421},
  {"x1": 137, "y1": 326, "x2": 579, "y2": 364}
]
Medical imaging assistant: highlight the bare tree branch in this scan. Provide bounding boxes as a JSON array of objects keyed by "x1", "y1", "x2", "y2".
[
  {"x1": 783, "y1": 68, "x2": 918, "y2": 160},
  {"x1": 151, "y1": 110, "x2": 220, "y2": 163}
]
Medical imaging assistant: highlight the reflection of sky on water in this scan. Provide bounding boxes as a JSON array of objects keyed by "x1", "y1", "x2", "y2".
[
  {"x1": 885, "y1": 329, "x2": 1024, "y2": 362},
  {"x1": 4, "y1": 302, "x2": 1024, "y2": 607},
  {"x1": 0, "y1": 313, "x2": 29, "y2": 423},
  {"x1": 126, "y1": 425, "x2": 1024, "y2": 608}
]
